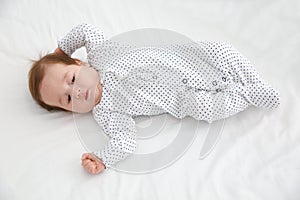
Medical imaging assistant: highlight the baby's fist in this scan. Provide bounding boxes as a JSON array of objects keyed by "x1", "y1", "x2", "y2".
[{"x1": 81, "y1": 153, "x2": 106, "y2": 175}]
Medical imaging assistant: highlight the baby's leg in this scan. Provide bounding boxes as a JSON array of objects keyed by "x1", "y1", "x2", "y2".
[
  {"x1": 181, "y1": 84, "x2": 251, "y2": 123},
  {"x1": 245, "y1": 82, "x2": 280, "y2": 109},
  {"x1": 193, "y1": 41, "x2": 280, "y2": 109},
  {"x1": 198, "y1": 41, "x2": 263, "y2": 85}
]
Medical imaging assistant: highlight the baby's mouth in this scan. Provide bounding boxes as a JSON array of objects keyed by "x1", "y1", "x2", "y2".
[{"x1": 85, "y1": 89, "x2": 89, "y2": 101}]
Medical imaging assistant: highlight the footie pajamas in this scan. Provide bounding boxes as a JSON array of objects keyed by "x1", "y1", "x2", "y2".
[{"x1": 58, "y1": 23, "x2": 280, "y2": 168}]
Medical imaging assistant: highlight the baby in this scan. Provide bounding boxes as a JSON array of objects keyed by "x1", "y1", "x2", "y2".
[{"x1": 28, "y1": 23, "x2": 280, "y2": 175}]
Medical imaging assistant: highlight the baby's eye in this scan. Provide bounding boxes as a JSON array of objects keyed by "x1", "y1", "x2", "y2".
[
  {"x1": 72, "y1": 75, "x2": 75, "y2": 83},
  {"x1": 68, "y1": 95, "x2": 71, "y2": 104}
]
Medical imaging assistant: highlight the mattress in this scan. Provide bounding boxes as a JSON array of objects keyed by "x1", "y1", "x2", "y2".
[{"x1": 0, "y1": 0, "x2": 299, "y2": 199}]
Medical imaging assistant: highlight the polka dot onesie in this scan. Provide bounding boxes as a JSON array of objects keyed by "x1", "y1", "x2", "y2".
[{"x1": 58, "y1": 23, "x2": 280, "y2": 168}]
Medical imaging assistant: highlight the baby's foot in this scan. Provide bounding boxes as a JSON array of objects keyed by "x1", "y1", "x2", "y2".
[{"x1": 245, "y1": 82, "x2": 280, "y2": 109}]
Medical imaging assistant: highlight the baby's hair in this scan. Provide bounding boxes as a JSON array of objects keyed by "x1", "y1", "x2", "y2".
[{"x1": 28, "y1": 53, "x2": 81, "y2": 111}]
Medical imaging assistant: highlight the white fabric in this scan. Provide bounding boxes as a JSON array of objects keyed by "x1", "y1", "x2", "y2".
[{"x1": 0, "y1": 0, "x2": 299, "y2": 199}]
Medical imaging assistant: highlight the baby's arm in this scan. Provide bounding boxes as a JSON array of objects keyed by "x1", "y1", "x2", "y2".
[
  {"x1": 56, "y1": 23, "x2": 105, "y2": 56},
  {"x1": 91, "y1": 110, "x2": 137, "y2": 171}
]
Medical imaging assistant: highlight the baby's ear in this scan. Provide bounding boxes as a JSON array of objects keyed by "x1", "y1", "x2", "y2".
[
  {"x1": 80, "y1": 61, "x2": 91, "y2": 67},
  {"x1": 74, "y1": 59, "x2": 90, "y2": 67},
  {"x1": 74, "y1": 59, "x2": 82, "y2": 65}
]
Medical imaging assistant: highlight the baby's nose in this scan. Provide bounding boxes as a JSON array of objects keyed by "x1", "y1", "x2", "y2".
[{"x1": 73, "y1": 87, "x2": 81, "y2": 99}]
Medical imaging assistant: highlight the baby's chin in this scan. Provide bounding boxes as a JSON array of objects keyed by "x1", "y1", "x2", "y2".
[
  {"x1": 71, "y1": 100, "x2": 96, "y2": 113},
  {"x1": 72, "y1": 106, "x2": 94, "y2": 113}
]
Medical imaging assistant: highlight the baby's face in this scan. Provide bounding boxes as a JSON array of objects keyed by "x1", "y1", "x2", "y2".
[{"x1": 40, "y1": 62, "x2": 102, "y2": 113}]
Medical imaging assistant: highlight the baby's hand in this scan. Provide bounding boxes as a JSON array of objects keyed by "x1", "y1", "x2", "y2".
[
  {"x1": 53, "y1": 47, "x2": 67, "y2": 56},
  {"x1": 81, "y1": 153, "x2": 106, "y2": 175}
]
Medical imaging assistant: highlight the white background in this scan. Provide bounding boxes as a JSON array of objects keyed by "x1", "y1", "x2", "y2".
[{"x1": 0, "y1": 0, "x2": 299, "y2": 199}]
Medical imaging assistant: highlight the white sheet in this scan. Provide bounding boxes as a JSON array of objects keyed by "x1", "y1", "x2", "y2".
[{"x1": 1, "y1": 0, "x2": 299, "y2": 199}]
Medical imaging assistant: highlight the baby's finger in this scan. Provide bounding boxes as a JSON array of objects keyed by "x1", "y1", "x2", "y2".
[
  {"x1": 87, "y1": 164, "x2": 96, "y2": 173},
  {"x1": 91, "y1": 166, "x2": 97, "y2": 174},
  {"x1": 93, "y1": 165, "x2": 102, "y2": 174},
  {"x1": 82, "y1": 159, "x2": 92, "y2": 167},
  {"x1": 85, "y1": 153, "x2": 97, "y2": 161},
  {"x1": 81, "y1": 159, "x2": 89, "y2": 166},
  {"x1": 94, "y1": 166, "x2": 102, "y2": 174},
  {"x1": 83, "y1": 163, "x2": 92, "y2": 172},
  {"x1": 81, "y1": 153, "x2": 89, "y2": 160}
]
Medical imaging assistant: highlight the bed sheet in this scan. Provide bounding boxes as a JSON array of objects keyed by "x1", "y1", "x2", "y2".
[{"x1": 0, "y1": 0, "x2": 299, "y2": 199}]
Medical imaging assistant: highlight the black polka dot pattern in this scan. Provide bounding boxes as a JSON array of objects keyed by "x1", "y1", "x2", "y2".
[{"x1": 58, "y1": 23, "x2": 280, "y2": 168}]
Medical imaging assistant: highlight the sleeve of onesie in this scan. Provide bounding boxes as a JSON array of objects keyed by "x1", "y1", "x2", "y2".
[
  {"x1": 57, "y1": 23, "x2": 105, "y2": 57},
  {"x1": 92, "y1": 110, "x2": 137, "y2": 169}
]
